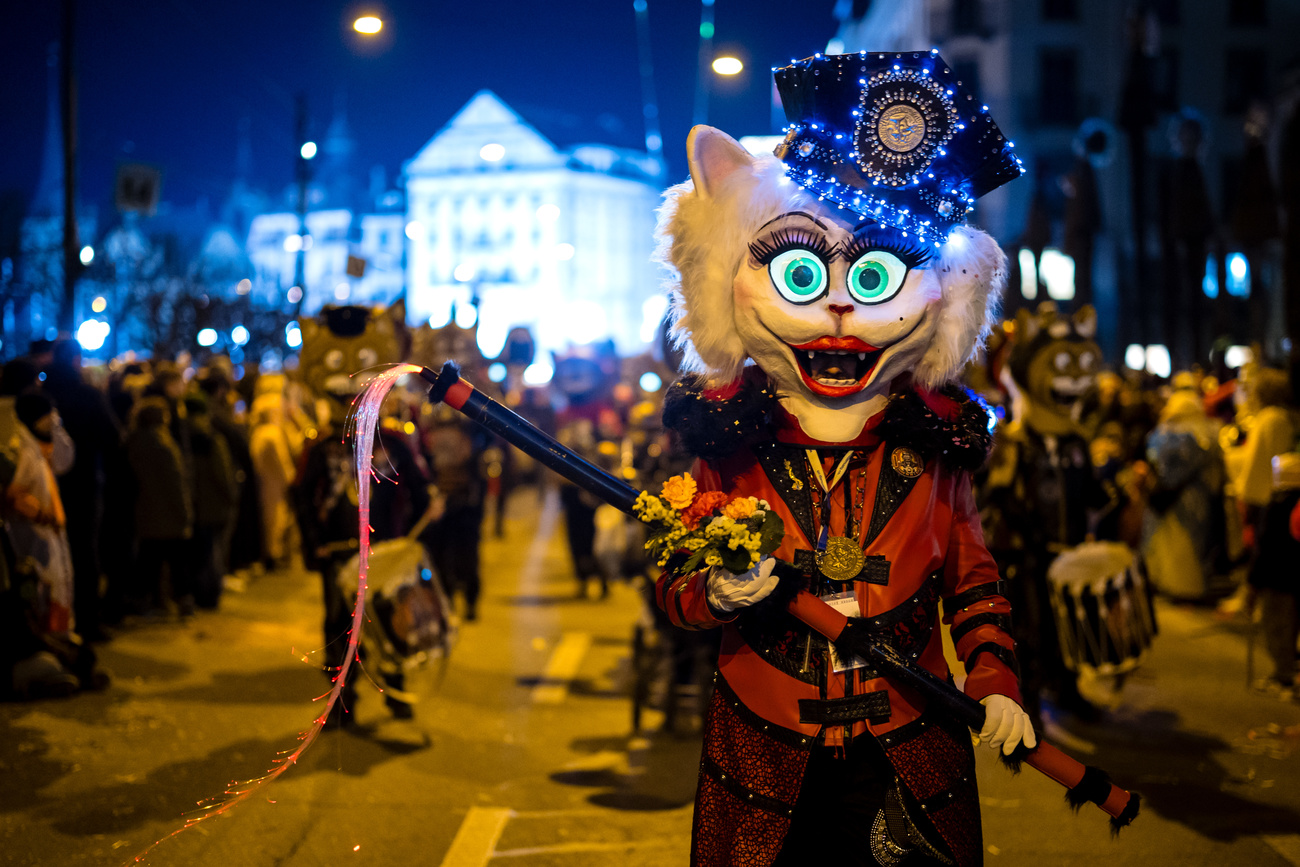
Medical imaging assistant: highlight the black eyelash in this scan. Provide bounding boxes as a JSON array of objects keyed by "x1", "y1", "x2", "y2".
[
  {"x1": 840, "y1": 233, "x2": 934, "y2": 269},
  {"x1": 748, "y1": 228, "x2": 834, "y2": 265}
]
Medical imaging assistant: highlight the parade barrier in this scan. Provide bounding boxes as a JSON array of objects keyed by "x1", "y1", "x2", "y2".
[{"x1": 419, "y1": 359, "x2": 1140, "y2": 831}]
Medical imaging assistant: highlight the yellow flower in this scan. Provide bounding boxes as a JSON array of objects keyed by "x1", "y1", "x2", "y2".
[
  {"x1": 721, "y1": 496, "x2": 758, "y2": 520},
  {"x1": 661, "y1": 473, "x2": 697, "y2": 511}
]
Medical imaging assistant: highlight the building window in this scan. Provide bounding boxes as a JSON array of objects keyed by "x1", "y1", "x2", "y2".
[
  {"x1": 951, "y1": 0, "x2": 982, "y2": 35},
  {"x1": 1223, "y1": 49, "x2": 1268, "y2": 112},
  {"x1": 1042, "y1": 0, "x2": 1077, "y2": 21},
  {"x1": 1228, "y1": 0, "x2": 1266, "y2": 26},
  {"x1": 1038, "y1": 49, "x2": 1079, "y2": 126}
]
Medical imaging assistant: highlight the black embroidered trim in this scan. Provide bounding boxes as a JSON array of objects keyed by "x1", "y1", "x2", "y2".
[
  {"x1": 700, "y1": 754, "x2": 797, "y2": 817},
  {"x1": 753, "y1": 441, "x2": 816, "y2": 546},
  {"x1": 964, "y1": 641, "x2": 1019, "y2": 677},
  {"x1": 875, "y1": 713, "x2": 933, "y2": 749},
  {"x1": 734, "y1": 612, "x2": 841, "y2": 686},
  {"x1": 863, "y1": 570, "x2": 943, "y2": 655},
  {"x1": 860, "y1": 554, "x2": 891, "y2": 585},
  {"x1": 798, "y1": 690, "x2": 892, "y2": 725},
  {"x1": 944, "y1": 580, "x2": 1009, "y2": 614},
  {"x1": 917, "y1": 783, "x2": 968, "y2": 815},
  {"x1": 949, "y1": 612, "x2": 1013, "y2": 645},
  {"x1": 714, "y1": 671, "x2": 819, "y2": 749}
]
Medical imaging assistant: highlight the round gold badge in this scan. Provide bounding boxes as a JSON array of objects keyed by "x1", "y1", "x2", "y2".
[
  {"x1": 890, "y1": 446, "x2": 924, "y2": 479},
  {"x1": 877, "y1": 104, "x2": 926, "y2": 153},
  {"x1": 817, "y1": 536, "x2": 866, "y2": 583}
]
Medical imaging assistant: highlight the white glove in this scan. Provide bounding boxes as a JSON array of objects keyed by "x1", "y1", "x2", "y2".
[
  {"x1": 977, "y1": 694, "x2": 1037, "y2": 755},
  {"x1": 705, "y1": 556, "x2": 779, "y2": 613}
]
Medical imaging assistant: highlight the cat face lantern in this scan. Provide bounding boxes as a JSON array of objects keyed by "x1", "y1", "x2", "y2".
[{"x1": 657, "y1": 52, "x2": 1021, "y2": 442}]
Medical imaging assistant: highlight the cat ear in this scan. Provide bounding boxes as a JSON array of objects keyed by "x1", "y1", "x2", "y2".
[
  {"x1": 687, "y1": 125, "x2": 755, "y2": 199},
  {"x1": 1073, "y1": 305, "x2": 1097, "y2": 339}
]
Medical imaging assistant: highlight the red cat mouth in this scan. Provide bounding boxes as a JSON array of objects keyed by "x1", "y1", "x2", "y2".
[{"x1": 787, "y1": 336, "x2": 882, "y2": 397}]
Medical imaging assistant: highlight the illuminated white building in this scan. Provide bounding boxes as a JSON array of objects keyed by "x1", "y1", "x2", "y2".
[{"x1": 403, "y1": 90, "x2": 665, "y2": 359}]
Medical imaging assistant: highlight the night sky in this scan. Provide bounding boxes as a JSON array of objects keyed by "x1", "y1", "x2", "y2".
[{"x1": 2, "y1": 0, "x2": 840, "y2": 219}]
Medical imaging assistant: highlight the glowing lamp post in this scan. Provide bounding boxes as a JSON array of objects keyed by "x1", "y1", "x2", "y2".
[{"x1": 353, "y1": 15, "x2": 382, "y2": 34}]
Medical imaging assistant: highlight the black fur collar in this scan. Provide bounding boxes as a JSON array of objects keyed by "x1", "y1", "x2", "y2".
[{"x1": 663, "y1": 373, "x2": 993, "y2": 472}]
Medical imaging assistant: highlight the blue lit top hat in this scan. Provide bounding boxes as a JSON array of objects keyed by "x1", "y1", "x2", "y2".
[{"x1": 773, "y1": 50, "x2": 1023, "y2": 245}]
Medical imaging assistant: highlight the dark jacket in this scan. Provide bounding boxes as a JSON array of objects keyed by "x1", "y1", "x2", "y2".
[{"x1": 127, "y1": 425, "x2": 192, "y2": 540}]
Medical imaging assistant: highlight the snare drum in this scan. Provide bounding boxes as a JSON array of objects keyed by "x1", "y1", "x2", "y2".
[
  {"x1": 339, "y1": 538, "x2": 457, "y2": 670},
  {"x1": 1046, "y1": 542, "x2": 1156, "y2": 676}
]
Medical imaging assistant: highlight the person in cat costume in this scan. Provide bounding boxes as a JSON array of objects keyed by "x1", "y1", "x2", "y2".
[{"x1": 653, "y1": 52, "x2": 1033, "y2": 866}]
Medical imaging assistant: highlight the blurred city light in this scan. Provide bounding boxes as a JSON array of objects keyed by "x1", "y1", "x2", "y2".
[
  {"x1": 236, "y1": 278, "x2": 252, "y2": 295},
  {"x1": 1226, "y1": 253, "x2": 1250, "y2": 298},
  {"x1": 640, "y1": 295, "x2": 668, "y2": 343},
  {"x1": 91, "y1": 296, "x2": 107, "y2": 313},
  {"x1": 285, "y1": 321, "x2": 303, "y2": 349},
  {"x1": 1124, "y1": 344, "x2": 1145, "y2": 370},
  {"x1": 523, "y1": 361, "x2": 554, "y2": 385},
  {"x1": 535, "y1": 203, "x2": 561, "y2": 222},
  {"x1": 300, "y1": 235, "x2": 313, "y2": 250},
  {"x1": 639, "y1": 371, "x2": 662, "y2": 393},
  {"x1": 75, "y1": 319, "x2": 110, "y2": 351},
  {"x1": 300, "y1": 141, "x2": 318, "y2": 160},
  {"x1": 1145, "y1": 344, "x2": 1172, "y2": 378},
  {"x1": 1203, "y1": 255, "x2": 1219, "y2": 298},
  {"x1": 353, "y1": 15, "x2": 382, "y2": 34},
  {"x1": 566, "y1": 300, "x2": 607, "y2": 344},
  {"x1": 712, "y1": 56, "x2": 743, "y2": 75},
  {"x1": 1018, "y1": 248, "x2": 1038, "y2": 299},
  {"x1": 405, "y1": 220, "x2": 423, "y2": 240},
  {"x1": 1224, "y1": 345, "x2": 1252, "y2": 369},
  {"x1": 79, "y1": 245, "x2": 94, "y2": 265},
  {"x1": 283, "y1": 234, "x2": 303, "y2": 253},
  {"x1": 231, "y1": 325, "x2": 250, "y2": 346},
  {"x1": 1039, "y1": 248, "x2": 1075, "y2": 301},
  {"x1": 455, "y1": 302, "x2": 478, "y2": 329},
  {"x1": 554, "y1": 243, "x2": 576, "y2": 261},
  {"x1": 453, "y1": 263, "x2": 477, "y2": 282},
  {"x1": 197, "y1": 328, "x2": 219, "y2": 347},
  {"x1": 487, "y1": 363, "x2": 507, "y2": 383},
  {"x1": 287, "y1": 286, "x2": 303, "y2": 304},
  {"x1": 334, "y1": 282, "x2": 350, "y2": 300},
  {"x1": 479, "y1": 143, "x2": 506, "y2": 162}
]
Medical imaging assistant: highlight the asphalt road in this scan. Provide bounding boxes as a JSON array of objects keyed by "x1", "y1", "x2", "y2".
[{"x1": 3, "y1": 486, "x2": 1299, "y2": 866}]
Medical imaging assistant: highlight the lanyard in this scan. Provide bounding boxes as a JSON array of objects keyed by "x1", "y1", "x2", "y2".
[{"x1": 805, "y1": 449, "x2": 854, "y2": 553}]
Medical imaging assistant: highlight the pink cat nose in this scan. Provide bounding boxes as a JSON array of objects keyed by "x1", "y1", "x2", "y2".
[{"x1": 829, "y1": 304, "x2": 854, "y2": 317}]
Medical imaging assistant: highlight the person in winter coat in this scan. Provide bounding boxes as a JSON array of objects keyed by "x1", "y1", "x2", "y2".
[
  {"x1": 185, "y1": 395, "x2": 238, "y2": 609},
  {"x1": 126, "y1": 397, "x2": 194, "y2": 615}
]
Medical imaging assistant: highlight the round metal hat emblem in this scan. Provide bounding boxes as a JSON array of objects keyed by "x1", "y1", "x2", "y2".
[{"x1": 878, "y1": 104, "x2": 926, "y2": 153}]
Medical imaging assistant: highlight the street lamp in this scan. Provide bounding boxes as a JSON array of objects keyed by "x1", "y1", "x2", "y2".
[
  {"x1": 712, "y1": 56, "x2": 743, "y2": 75},
  {"x1": 353, "y1": 15, "x2": 382, "y2": 34}
]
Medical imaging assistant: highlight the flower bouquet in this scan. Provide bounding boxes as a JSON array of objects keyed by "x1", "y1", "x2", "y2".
[{"x1": 634, "y1": 472, "x2": 785, "y2": 575}]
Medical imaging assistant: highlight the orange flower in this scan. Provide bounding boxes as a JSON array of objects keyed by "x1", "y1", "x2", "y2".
[
  {"x1": 661, "y1": 473, "x2": 698, "y2": 510},
  {"x1": 721, "y1": 496, "x2": 758, "y2": 520},
  {"x1": 681, "y1": 490, "x2": 728, "y2": 529}
]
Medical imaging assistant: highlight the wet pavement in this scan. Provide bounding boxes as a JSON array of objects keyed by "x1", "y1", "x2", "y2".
[{"x1": 2, "y1": 486, "x2": 1299, "y2": 866}]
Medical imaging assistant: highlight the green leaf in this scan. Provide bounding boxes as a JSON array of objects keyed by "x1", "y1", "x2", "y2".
[
  {"x1": 680, "y1": 550, "x2": 706, "y2": 574},
  {"x1": 720, "y1": 544, "x2": 752, "y2": 575},
  {"x1": 759, "y1": 511, "x2": 785, "y2": 554}
]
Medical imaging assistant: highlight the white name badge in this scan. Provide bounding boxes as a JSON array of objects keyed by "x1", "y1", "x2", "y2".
[{"x1": 822, "y1": 591, "x2": 869, "y2": 674}]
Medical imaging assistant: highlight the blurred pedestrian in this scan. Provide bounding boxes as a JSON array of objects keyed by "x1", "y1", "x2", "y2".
[
  {"x1": 42, "y1": 340, "x2": 122, "y2": 642},
  {"x1": 1247, "y1": 452, "x2": 1300, "y2": 698},
  {"x1": 185, "y1": 394, "x2": 238, "y2": 609},
  {"x1": 126, "y1": 397, "x2": 194, "y2": 615},
  {"x1": 249, "y1": 394, "x2": 297, "y2": 569}
]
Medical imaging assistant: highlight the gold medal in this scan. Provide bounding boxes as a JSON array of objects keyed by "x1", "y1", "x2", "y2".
[
  {"x1": 818, "y1": 535, "x2": 866, "y2": 582},
  {"x1": 890, "y1": 446, "x2": 924, "y2": 479}
]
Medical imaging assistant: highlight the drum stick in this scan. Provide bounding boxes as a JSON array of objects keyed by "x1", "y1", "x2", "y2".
[{"x1": 420, "y1": 362, "x2": 1140, "y2": 830}]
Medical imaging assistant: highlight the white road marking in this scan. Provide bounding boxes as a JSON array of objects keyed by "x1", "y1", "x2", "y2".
[
  {"x1": 532, "y1": 631, "x2": 592, "y2": 703},
  {"x1": 1263, "y1": 835, "x2": 1300, "y2": 866},
  {"x1": 438, "y1": 807, "x2": 512, "y2": 867},
  {"x1": 516, "y1": 487, "x2": 559, "y2": 597}
]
